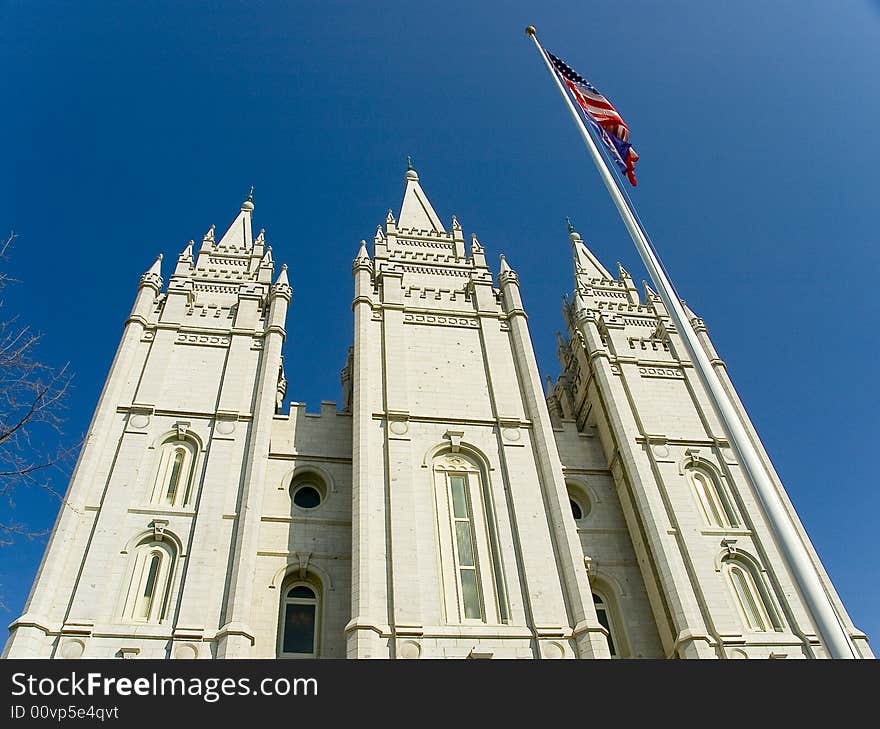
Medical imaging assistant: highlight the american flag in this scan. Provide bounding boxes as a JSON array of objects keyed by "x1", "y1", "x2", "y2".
[{"x1": 547, "y1": 51, "x2": 639, "y2": 186}]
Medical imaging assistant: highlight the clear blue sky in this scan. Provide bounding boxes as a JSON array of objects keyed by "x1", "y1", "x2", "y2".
[{"x1": 1, "y1": 1, "x2": 878, "y2": 646}]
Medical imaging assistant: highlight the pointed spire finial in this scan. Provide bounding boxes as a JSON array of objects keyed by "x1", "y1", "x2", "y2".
[
  {"x1": 386, "y1": 209, "x2": 396, "y2": 224},
  {"x1": 204, "y1": 224, "x2": 215, "y2": 243},
  {"x1": 470, "y1": 233, "x2": 484, "y2": 253},
  {"x1": 566, "y1": 216, "x2": 575, "y2": 233},
  {"x1": 273, "y1": 262, "x2": 290, "y2": 289},
  {"x1": 141, "y1": 253, "x2": 163, "y2": 286},
  {"x1": 404, "y1": 155, "x2": 419, "y2": 182},
  {"x1": 499, "y1": 253, "x2": 512, "y2": 274},
  {"x1": 241, "y1": 186, "x2": 255, "y2": 212},
  {"x1": 356, "y1": 239, "x2": 370, "y2": 262}
]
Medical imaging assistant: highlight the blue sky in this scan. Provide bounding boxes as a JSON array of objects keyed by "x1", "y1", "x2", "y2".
[{"x1": 1, "y1": 1, "x2": 878, "y2": 646}]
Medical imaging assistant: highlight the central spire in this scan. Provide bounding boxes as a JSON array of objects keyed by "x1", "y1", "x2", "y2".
[{"x1": 397, "y1": 159, "x2": 446, "y2": 234}]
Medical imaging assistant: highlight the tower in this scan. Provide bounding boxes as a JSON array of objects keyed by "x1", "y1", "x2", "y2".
[
  {"x1": 347, "y1": 166, "x2": 609, "y2": 658},
  {"x1": 547, "y1": 221, "x2": 874, "y2": 658},
  {"x1": 4, "y1": 193, "x2": 292, "y2": 659}
]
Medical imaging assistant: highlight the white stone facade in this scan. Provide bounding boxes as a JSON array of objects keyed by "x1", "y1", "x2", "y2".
[{"x1": 4, "y1": 171, "x2": 872, "y2": 659}]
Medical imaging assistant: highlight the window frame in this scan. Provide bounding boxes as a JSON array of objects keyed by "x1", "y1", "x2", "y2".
[
  {"x1": 120, "y1": 540, "x2": 176, "y2": 624},
  {"x1": 277, "y1": 582, "x2": 321, "y2": 659},
  {"x1": 722, "y1": 557, "x2": 779, "y2": 633},
  {"x1": 686, "y1": 465, "x2": 737, "y2": 529},
  {"x1": 150, "y1": 440, "x2": 197, "y2": 509},
  {"x1": 432, "y1": 452, "x2": 508, "y2": 625},
  {"x1": 592, "y1": 589, "x2": 627, "y2": 658}
]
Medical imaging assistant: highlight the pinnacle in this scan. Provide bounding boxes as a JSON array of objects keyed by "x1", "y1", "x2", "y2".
[
  {"x1": 143, "y1": 253, "x2": 163, "y2": 279},
  {"x1": 356, "y1": 239, "x2": 370, "y2": 261},
  {"x1": 274, "y1": 263, "x2": 290, "y2": 287}
]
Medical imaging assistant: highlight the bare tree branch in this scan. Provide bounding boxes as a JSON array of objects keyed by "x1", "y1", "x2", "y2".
[{"x1": 0, "y1": 230, "x2": 76, "y2": 556}]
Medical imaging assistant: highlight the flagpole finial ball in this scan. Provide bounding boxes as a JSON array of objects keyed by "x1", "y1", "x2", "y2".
[{"x1": 525, "y1": 25, "x2": 536, "y2": 37}]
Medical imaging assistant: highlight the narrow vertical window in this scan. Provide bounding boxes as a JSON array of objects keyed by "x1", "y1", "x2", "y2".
[
  {"x1": 279, "y1": 584, "x2": 320, "y2": 658},
  {"x1": 150, "y1": 440, "x2": 197, "y2": 508},
  {"x1": 165, "y1": 450, "x2": 184, "y2": 505},
  {"x1": 433, "y1": 451, "x2": 506, "y2": 624},
  {"x1": 593, "y1": 592, "x2": 618, "y2": 657},
  {"x1": 687, "y1": 466, "x2": 736, "y2": 528},
  {"x1": 724, "y1": 560, "x2": 775, "y2": 632},
  {"x1": 135, "y1": 554, "x2": 160, "y2": 619},
  {"x1": 449, "y1": 474, "x2": 483, "y2": 620},
  {"x1": 121, "y1": 541, "x2": 175, "y2": 623}
]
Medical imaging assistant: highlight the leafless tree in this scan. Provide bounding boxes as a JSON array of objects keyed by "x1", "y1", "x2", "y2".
[{"x1": 0, "y1": 231, "x2": 76, "y2": 552}]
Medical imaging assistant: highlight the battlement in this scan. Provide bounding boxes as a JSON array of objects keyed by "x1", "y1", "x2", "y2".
[{"x1": 270, "y1": 401, "x2": 352, "y2": 459}]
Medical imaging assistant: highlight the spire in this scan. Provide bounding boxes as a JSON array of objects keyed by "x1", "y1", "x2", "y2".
[
  {"x1": 275, "y1": 263, "x2": 289, "y2": 288},
  {"x1": 179, "y1": 240, "x2": 194, "y2": 262},
  {"x1": 174, "y1": 241, "x2": 194, "y2": 277},
  {"x1": 398, "y1": 161, "x2": 446, "y2": 233},
  {"x1": 203, "y1": 224, "x2": 215, "y2": 243},
  {"x1": 140, "y1": 253, "x2": 163, "y2": 289},
  {"x1": 261, "y1": 245, "x2": 274, "y2": 266},
  {"x1": 215, "y1": 191, "x2": 255, "y2": 250},
  {"x1": 568, "y1": 218, "x2": 613, "y2": 280},
  {"x1": 146, "y1": 253, "x2": 162, "y2": 277},
  {"x1": 617, "y1": 261, "x2": 631, "y2": 279},
  {"x1": 356, "y1": 239, "x2": 370, "y2": 262},
  {"x1": 471, "y1": 233, "x2": 484, "y2": 253}
]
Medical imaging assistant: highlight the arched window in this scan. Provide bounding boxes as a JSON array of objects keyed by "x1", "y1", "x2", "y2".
[
  {"x1": 278, "y1": 583, "x2": 320, "y2": 658},
  {"x1": 151, "y1": 439, "x2": 197, "y2": 508},
  {"x1": 592, "y1": 591, "x2": 626, "y2": 658},
  {"x1": 686, "y1": 465, "x2": 736, "y2": 528},
  {"x1": 432, "y1": 451, "x2": 507, "y2": 624},
  {"x1": 121, "y1": 539, "x2": 176, "y2": 623},
  {"x1": 722, "y1": 557, "x2": 777, "y2": 632}
]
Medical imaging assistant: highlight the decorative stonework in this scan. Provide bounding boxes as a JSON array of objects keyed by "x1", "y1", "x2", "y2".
[
  {"x1": 176, "y1": 333, "x2": 230, "y2": 347},
  {"x1": 404, "y1": 312, "x2": 479, "y2": 328},
  {"x1": 638, "y1": 365, "x2": 684, "y2": 379}
]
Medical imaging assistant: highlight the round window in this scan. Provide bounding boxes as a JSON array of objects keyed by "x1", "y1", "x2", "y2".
[
  {"x1": 566, "y1": 484, "x2": 591, "y2": 520},
  {"x1": 293, "y1": 485, "x2": 322, "y2": 509}
]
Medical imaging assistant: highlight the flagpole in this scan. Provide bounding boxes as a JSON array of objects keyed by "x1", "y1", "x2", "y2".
[{"x1": 525, "y1": 26, "x2": 856, "y2": 659}]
